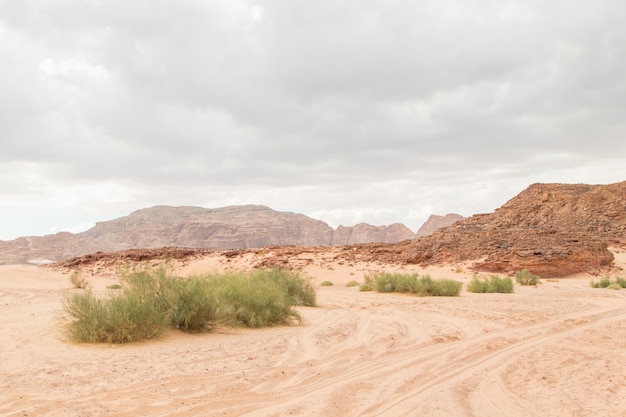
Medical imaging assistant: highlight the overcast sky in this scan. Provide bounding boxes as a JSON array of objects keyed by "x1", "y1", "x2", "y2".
[{"x1": 1, "y1": 0, "x2": 625, "y2": 240}]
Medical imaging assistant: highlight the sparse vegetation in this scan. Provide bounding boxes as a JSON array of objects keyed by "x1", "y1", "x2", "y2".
[
  {"x1": 69, "y1": 270, "x2": 88, "y2": 289},
  {"x1": 515, "y1": 269, "x2": 541, "y2": 286},
  {"x1": 320, "y1": 281, "x2": 334, "y2": 286},
  {"x1": 467, "y1": 275, "x2": 514, "y2": 293},
  {"x1": 63, "y1": 268, "x2": 316, "y2": 343},
  {"x1": 359, "y1": 270, "x2": 378, "y2": 291},
  {"x1": 106, "y1": 284, "x2": 123, "y2": 290},
  {"x1": 590, "y1": 276, "x2": 626, "y2": 289},
  {"x1": 374, "y1": 272, "x2": 419, "y2": 293},
  {"x1": 345, "y1": 280, "x2": 359, "y2": 287},
  {"x1": 362, "y1": 271, "x2": 462, "y2": 297},
  {"x1": 428, "y1": 277, "x2": 463, "y2": 297}
]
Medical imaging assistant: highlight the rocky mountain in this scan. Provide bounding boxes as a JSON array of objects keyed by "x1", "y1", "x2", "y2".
[
  {"x1": 348, "y1": 181, "x2": 625, "y2": 277},
  {"x1": 415, "y1": 214, "x2": 464, "y2": 238},
  {"x1": 0, "y1": 205, "x2": 423, "y2": 265}
]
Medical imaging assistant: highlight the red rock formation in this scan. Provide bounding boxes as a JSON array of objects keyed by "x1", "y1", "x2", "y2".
[{"x1": 384, "y1": 182, "x2": 625, "y2": 277}]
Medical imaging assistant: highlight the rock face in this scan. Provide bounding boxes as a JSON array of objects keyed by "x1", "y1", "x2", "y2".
[
  {"x1": 376, "y1": 182, "x2": 625, "y2": 277},
  {"x1": 81, "y1": 205, "x2": 336, "y2": 251},
  {"x1": 0, "y1": 205, "x2": 418, "y2": 264},
  {"x1": 415, "y1": 214, "x2": 464, "y2": 238}
]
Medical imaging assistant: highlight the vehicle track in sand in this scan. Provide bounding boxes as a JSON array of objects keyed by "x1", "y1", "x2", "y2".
[{"x1": 2, "y1": 270, "x2": 626, "y2": 417}]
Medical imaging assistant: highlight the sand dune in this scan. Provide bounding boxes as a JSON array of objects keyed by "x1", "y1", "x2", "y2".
[{"x1": 1, "y1": 250, "x2": 626, "y2": 416}]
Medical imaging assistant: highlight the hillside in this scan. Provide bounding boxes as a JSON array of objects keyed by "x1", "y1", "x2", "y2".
[{"x1": 345, "y1": 182, "x2": 625, "y2": 277}]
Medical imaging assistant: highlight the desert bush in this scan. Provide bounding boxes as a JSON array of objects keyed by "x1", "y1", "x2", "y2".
[
  {"x1": 167, "y1": 276, "x2": 219, "y2": 332},
  {"x1": 106, "y1": 284, "x2": 123, "y2": 290},
  {"x1": 346, "y1": 280, "x2": 360, "y2": 287},
  {"x1": 363, "y1": 272, "x2": 461, "y2": 297},
  {"x1": 467, "y1": 275, "x2": 514, "y2": 293},
  {"x1": 413, "y1": 275, "x2": 432, "y2": 296},
  {"x1": 64, "y1": 288, "x2": 170, "y2": 344},
  {"x1": 373, "y1": 272, "x2": 418, "y2": 293},
  {"x1": 359, "y1": 270, "x2": 378, "y2": 291},
  {"x1": 607, "y1": 283, "x2": 622, "y2": 290},
  {"x1": 429, "y1": 278, "x2": 463, "y2": 296},
  {"x1": 590, "y1": 276, "x2": 612, "y2": 288},
  {"x1": 249, "y1": 268, "x2": 316, "y2": 307},
  {"x1": 69, "y1": 270, "x2": 88, "y2": 289},
  {"x1": 467, "y1": 276, "x2": 489, "y2": 293},
  {"x1": 590, "y1": 276, "x2": 626, "y2": 289},
  {"x1": 63, "y1": 268, "x2": 315, "y2": 343},
  {"x1": 320, "y1": 281, "x2": 334, "y2": 286},
  {"x1": 515, "y1": 269, "x2": 541, "y2": 286},
  {"x1": 208, "y1": 271, "x2": 301, "y2": 328}
]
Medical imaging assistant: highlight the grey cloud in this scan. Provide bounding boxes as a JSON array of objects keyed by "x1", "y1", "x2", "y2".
[{"x1": 1, "y1": 0, "x2": 625, "y2": 238}]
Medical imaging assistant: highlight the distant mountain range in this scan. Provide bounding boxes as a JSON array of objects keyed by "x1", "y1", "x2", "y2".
[{"x1": 0, "y1": 205, "x2": 462, "y2": 265}]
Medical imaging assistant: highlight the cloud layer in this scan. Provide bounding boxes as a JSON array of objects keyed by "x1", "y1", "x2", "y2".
[{"x1": 1, "y1": 0, "x2": 625, "y2": 239}]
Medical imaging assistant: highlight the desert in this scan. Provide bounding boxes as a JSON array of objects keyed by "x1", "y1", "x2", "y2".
[
  {"x1": 4, "y1": 2, "x2": 626, "y2": 415},
  {"x1": 1, "y1": 244, "x2": 626, "y2": 417}
]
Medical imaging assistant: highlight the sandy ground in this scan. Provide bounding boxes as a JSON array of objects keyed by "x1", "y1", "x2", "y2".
[{"x1": 2, "y1": 249, "x2": 626, "y2": 417}]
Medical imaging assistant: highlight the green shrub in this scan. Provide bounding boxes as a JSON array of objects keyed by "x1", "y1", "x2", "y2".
[
  {"x1": 106, "y1": 284, "x2": 123, "y2": 290},
  {"x1": 467, "y1": 275, "x2": 514, "y2": 293},
  {"x1": 69, "y1": 270, "x2": 88, "y2": 289},
  {"x1": 363, "y1": 272, "x2": 461, "y2": 297},
  {"x1": 467, "y1": 276, "x2": 490, "y2": 293},
  {"x1": 515, "y1": 269, "x2": 541, "y2": 286},
  {"x1": 429, "y1": 278, "x2": 463, "y2": 296},
  {"x1": 167, "y1": 276, "x2": 219, "y2": 332},
  {"x1": 320, "y1": 281, "x2": 334, "y2": 286},
  {"x1": 590, "y1": 276, "x2": 626, "y2": 289},
  {"x1": 208, "y1": 271, "x2": 301, "y2": 328},
  {"x1": 63, "y1": 268, "x2": 315, "y2": 343},
  {"x1": 489, "y1": 275, "x2": 514, "y2": 293},
  {"x1": 373, "y1": 272, "x2": 418, "y2": 293},
  {"x1": 413, "y1": 275, "x2": 432, "y2": 296},
  {"x1": 346, "y1": 280, "x2": 360, "y2": 287},
  {"x1": 244, "y1": 269, "x2": 316, "y2": 307},
  {"x1": 590, "y1": 276, "x2": 612, "y2": 288},
  {"x1": 64, "y1": 288, "x2": 169, "y2": 344},
  {"x1": 607, "y1": 283, "x2": 622, "y2": 290}
]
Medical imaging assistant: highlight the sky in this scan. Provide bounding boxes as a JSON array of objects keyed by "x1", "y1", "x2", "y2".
[{"x1": 1, "y1": 0, "x2": 625, "y2": 240}]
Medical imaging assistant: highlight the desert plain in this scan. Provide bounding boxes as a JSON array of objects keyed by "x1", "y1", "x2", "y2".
[{"x1": 1, "y1": 247, "x2": 626, "y2": 417}]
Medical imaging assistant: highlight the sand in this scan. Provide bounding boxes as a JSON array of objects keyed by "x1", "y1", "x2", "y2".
[{"x1": 1, "y1": 249, "x2": 626, "y2": 417}]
